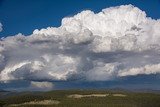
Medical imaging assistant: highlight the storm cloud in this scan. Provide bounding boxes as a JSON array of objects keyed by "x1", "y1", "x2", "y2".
[{"x1": 0, "y1": 5, "x2": 160, "y2": 82}]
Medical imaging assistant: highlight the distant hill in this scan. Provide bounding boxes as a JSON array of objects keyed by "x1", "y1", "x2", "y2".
[
  {"x1": 0, "y1": 89, "x2": 9, "y2": 92},
  {"x1": 0, "y1": 90, "x2": 16, "y2": 99}
]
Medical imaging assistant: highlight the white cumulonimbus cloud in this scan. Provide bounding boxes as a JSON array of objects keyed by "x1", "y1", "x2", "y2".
[{"x1": 0, "y1": 5, "x2": 160, "y2": 82}]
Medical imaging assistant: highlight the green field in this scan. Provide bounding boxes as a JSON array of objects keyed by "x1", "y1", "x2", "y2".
[{"x1": 0, "y1": 90, "x2": 160, "y2": 107}]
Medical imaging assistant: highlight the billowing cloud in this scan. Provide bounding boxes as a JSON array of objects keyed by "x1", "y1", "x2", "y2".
[
  {"x1": 118, "y1": 63, "x2": 160, "y2": 76},
  {"x1": 0, "y1": 23, "x2": 2, "y2": 32},
  {"x1": 0, "y1": 5, "x2": 160, "y2": 82}
]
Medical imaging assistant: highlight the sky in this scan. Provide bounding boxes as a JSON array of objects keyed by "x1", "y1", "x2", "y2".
[
  {"x1": 0, "y1": 0, "x2": 160, "y2": 91},
  {"x1": 0, "y1": 0, "x2": 160, "y2": 37}
]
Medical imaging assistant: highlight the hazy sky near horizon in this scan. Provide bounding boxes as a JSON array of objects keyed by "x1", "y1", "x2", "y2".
[{"x1": 0, "y1": 0, "x2": 160, "y2": 91}]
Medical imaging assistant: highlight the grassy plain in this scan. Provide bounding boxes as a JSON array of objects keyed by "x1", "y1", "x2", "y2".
[{"x1": 0, "y1": 90, "x2": 160, "y2": 107}]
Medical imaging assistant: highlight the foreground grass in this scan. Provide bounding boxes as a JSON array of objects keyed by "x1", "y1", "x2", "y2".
[{"x1": 0, "y1": 90, "x2": 160, "y2": 107}]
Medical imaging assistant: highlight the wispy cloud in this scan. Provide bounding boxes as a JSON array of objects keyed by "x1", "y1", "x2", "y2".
[
  {"x1": 0, "y1": 23, "x2": 2, "y2": 32},
  {"x1": 30, "y1": 81, "x2": 54, "y2": 90}
]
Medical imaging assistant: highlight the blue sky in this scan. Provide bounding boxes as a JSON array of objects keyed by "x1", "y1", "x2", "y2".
[{"x1": 0, "y1": 0, "x2": 160, "y2": 37}]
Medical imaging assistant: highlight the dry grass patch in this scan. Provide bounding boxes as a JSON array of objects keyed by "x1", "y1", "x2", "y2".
[
  {"x1": 68, "y1": 93, "x2": 127, "y2": 99},
  {"x1": 8, "y1": 100, "x2": 60, "y2": 106},
  {"x1": 68, "y1": 94, "x2": 109, "y2": 98},
  {"x1": 112, "y1": 94, "x2": 127, "y2": 97}
]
